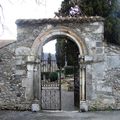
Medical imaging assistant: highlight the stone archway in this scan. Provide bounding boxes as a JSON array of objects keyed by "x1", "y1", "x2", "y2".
[
  {"x1": 31, "y1": 26, "x2": 88, "y2": 110},
  {"x1": 8, "y1": 17, "x2": 106, "y2": 111},
  {"x1": 31, "y1": 26, "x2": 88, "y2": 56}
]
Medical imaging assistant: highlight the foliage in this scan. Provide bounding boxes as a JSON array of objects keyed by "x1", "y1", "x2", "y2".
[
  {"x1": 55, "y1": 37, "x2": 66, "y2": 69},
  {"x1": 65, "y1": 39, "x2": 79, "y2": 66},
  {"x1": 58, "y1": 0, "x2": 73, "y2": 17},
  {"x1": 41, "y1": 72, "x2": 50, "y2": 80},
  {"x1": 58, "y1": 0, "x2": 120, "y2": 45},
  {"x1": 47, "y1": 53, "x2": 51, "y2": 65},
  {"x1": 49, "y1": 72, "x2": 58, "y2": 82},
  {"x1": 80, "y1": 0, "x2": 114, "y2": 17},
  {"x1": 105, "y1": 16, "x2": 120, "y2": 44},
  {"x1": 55, "y1": 37, "x2": 79, "y2": 69},
  {"x1": 64, "y1": 66, "x2": 74, "y2": 75},
  {"x1": 59, "y1": 0, "x2": 116, "y2": 17}
]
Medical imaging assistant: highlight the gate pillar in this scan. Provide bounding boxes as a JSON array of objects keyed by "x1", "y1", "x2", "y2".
[
  {"x1": 27, "y1": 55, "x2": 41, "y2": 111},
  {"x1": 79, "y1": 55, "x2": 93, "y2": 112},
  {"x1": 26, "y1": 55, "x2": 36, "y2": 100},
  {"x1": 79, "y1": 56, "x2": 86, "y2": 101}
]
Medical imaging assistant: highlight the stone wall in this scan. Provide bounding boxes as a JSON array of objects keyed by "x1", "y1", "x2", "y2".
[
  {"x1": 0, "y1": 17, "x2": 120, "y2": 111},
  {"x1": 88, "y1": 44, "x2": 120, "y2": 110},
  {"x1": 0, "y1": 43, "x2": 31, "y2": 110}
]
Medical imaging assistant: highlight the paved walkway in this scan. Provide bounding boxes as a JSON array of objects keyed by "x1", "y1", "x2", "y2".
[
  {"x1": 61, "y1": 90, "x2": 76, "y2": 111},
  {"x1": 61, "y1": 78, "x2": 77, "y2": 111},
  {"x1": 0, "y1": 110, "x2": 120, "y2": 120}
]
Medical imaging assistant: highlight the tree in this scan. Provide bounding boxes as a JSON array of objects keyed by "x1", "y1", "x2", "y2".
[
  {"x1": 58, "y1": 0, "x2": 72, "y2": 17},
  {"x1": 58, "y1": 0, "x2": 120, "y2": 45},
  {"x1": 47, "y1": 53, "x2": 51, "y2": 65},
  {"x1": 55, "y1": 37, "x2": 79, "y2": 69},
  {"x1": 59, "y1": 0, "x2": 115, "y2": 17},
  {"x1": 55, "y1": 37, "x2": 66, "y2": 69},
  {"x1": 65, "y1": 40, "x2": 79, "y2": 66},
  {"x1": 47, "y1": 53, "x2": 51, "y2": 72}
]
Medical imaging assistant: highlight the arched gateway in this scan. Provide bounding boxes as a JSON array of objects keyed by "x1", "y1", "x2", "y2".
[
  {"x1": 15, "y1": 17, "x2": 105, "y2": 111},
  {"x1": 31, "y1": 26, "x2": 88, "y2": 110}
]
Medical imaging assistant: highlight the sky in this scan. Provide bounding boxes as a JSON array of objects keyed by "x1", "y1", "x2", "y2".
[
  {"x1": 0, "y1": 0, "x2": 63, "y2": 39},
  {"x1": 43, "y1": 39, "x2": 56, "y2": 54},
  {"x1": 0, "y1": 0, "x2": 63, "y2": 53}
]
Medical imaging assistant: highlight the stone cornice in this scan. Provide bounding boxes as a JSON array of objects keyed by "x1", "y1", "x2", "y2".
[{"x1": 16, "y1": 16, "x2": 104, "y2": 26}]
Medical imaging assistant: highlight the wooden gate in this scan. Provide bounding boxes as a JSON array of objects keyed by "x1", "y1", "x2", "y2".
[{"x1": 41, "y1": 60, "x2": 61, "y2": 110}]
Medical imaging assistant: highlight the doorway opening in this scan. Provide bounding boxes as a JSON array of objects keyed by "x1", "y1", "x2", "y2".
[{"x1": 40, "y1": 35, "x2": 81, "y2": 111}]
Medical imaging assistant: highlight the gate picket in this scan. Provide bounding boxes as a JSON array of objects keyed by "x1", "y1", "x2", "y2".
[{"x1": 41, "y1": 60, "x2": 61, "y2": 110}]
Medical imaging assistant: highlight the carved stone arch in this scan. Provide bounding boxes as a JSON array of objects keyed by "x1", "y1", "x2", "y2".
[
  {"x1": 31, "y1": 26, "x2": 88, "y2": 56},
  {"x1": 30, "y1": 26, "x2": 88, "y2": 111}
]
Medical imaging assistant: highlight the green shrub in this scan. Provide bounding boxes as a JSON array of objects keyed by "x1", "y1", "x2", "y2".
[
  {"x1": 49, "y1": 72, "x2": 58, "y2": 82},
  {"x1": 65, "y1": 66, "x2": 74, "y2": 75}
]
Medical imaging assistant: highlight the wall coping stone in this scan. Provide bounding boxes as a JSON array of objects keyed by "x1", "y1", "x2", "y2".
[{"x1": 16, "y1": 16, "x2": 104, "y2": 26}]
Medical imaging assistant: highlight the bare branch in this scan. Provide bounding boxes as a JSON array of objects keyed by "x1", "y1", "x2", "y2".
[
  {"x1": 0, "y1": 4, "x2": 4, "y2": 20},
  {"x1": 35, "y1": 0, "x2": 46, "y2": 6},
  {"x1": 0, "y1": 4, "x2": 5, "y2": 35}
]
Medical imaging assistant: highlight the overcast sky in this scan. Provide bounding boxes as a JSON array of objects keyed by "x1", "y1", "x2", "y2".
[
  {"x1": 0, "y1": 0, "x2": 63, "y2": 40},
  {"x1": 0, "y1": 0, "x2": 63, "y2": 54}
]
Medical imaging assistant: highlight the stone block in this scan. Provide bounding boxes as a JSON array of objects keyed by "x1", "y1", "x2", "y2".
[
  {"x1": 103, "y1": 98, "x2": 115, "y2": 104},
  {"x1": 86, "y1": 65, "x2": 92, "y2": 72},
  {"x1": 92, "y1": 63, "x2": 105, "y2": 79},
  {"x1": 93, "y1": 24, "x2": 104, "y2": 33},
  {"x1": 86, "y1": 72, "x2": 92, "y2": 81},
  {"x1": 16, "y1": 70, "x2": 26, "y2": 75},
  {"x1": 27, "y1": 64, "x2": 34, "y2": 71},
  {"x1": 80, "y1": 101, "x2": 88, "y2": 112},
  {"x1": 96, "y1": 48, "x2": 103, "y2": 54},
  {"x1": 106, "y1": 55, "x2": 120, "y2": 69},
  {"x1": 91, "y1": 83, "x2": 97, "y2": 100},
  {"x1": 97, "y1": 84, "x2": 112, "y2": 93},
  {"x1": 16, "y1": 59, "x2": 25, "y2": 65},
  {"x1": 15, "y1": 47, "x2": 31, "y2": 55},
  {"x1": 85, "y1": 56, "x2": 93, "y2": 63},
  {"x1": 22, "y1": 78, "x2": 28, "y2": 87},
  {"x1": 85, "y1": 37, "x2": 90, "y2": 42},
  {"x1": 90, "y1": 22, "x2": 99, "y2": 25},
  {"x1": 86, "y1": 79, "x2": 92, "y2": 100},
  {"x1": 93, "y1": 55, "x2": 104, "y2": 62},
  {"x1": 31, "y1": 104, "x2": 40, "y2": 112},
  {"x1": 0, "y1": 83, "x2": 4, "y2": 86},
  {"x1": 27, "y1": 56, "x2": 35, "y2": 62},
  {"x1": 84, "y1": 27, "x2": 91, "y2": 32},
  {"x1": 96, "y1": 42, "x2": 103, "y2": 47},
  {"x1": 25, "y1": 87, "x2": 33, "y2": 100}
]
